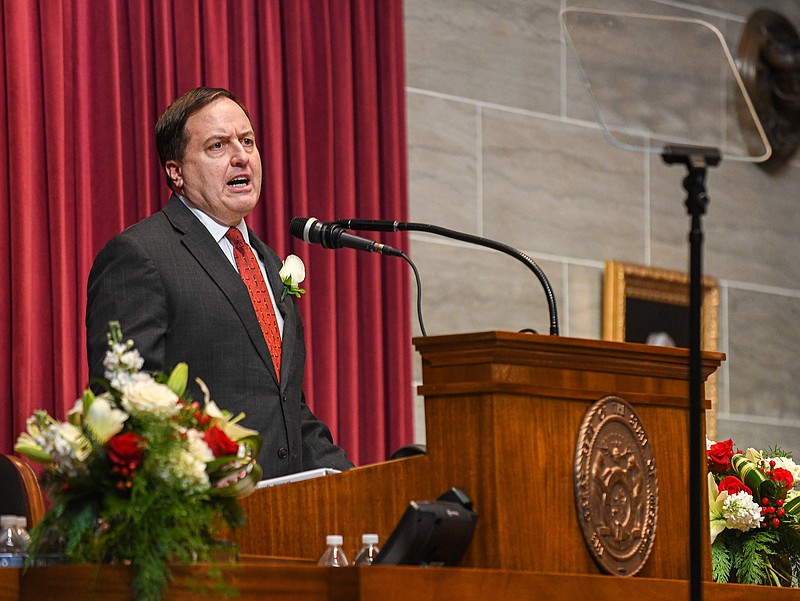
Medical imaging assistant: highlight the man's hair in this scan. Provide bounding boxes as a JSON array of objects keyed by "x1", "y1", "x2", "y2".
[{"x1": 155, "y1": 87, "x2": 253, "y2": 190}]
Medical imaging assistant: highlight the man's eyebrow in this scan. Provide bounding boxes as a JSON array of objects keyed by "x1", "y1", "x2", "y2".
[{"x1": 201, "y1": 129, "x2": 256, "y2": 145}]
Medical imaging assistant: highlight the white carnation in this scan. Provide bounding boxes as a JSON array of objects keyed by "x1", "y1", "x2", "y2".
[
  {"x1": 121, "y1": 375, "x2": 180, "y2": 417},
  {"x1": 723, "y1": 491, "x2": 763, "y2": 532}
]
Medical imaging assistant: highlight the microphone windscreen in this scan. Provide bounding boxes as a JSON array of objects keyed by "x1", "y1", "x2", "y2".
[
  {"x1": 289, "y1": 217, "x2": 309, "y2": 239},
  {"x1": 289, "y1": 217, "x2": 320, "y2": 243}
]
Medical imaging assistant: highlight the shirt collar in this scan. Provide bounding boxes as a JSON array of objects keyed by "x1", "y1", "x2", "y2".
[{"x1": 177, "y1": 195, "x2": 249, "y2": 244}]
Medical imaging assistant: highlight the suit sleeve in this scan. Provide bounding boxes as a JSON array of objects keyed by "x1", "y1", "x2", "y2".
[
  {"x1": 299, "y1": 393, "x2": 355, "y2": 472},
  {"x1": 86, "y1": 234, "x2": 169, "y2": 379}
]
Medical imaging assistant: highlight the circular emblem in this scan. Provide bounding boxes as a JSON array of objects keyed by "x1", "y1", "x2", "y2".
[{"x1": 573, "y1": 395, "x2": 658, "y2": 576}]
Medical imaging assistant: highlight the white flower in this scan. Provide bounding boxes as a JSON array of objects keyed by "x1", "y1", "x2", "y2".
[
  {"x1": 157, "y1": 429, "x2": 211, "y2": 492},
  {"x1": 744, "y1": 447, "x2": 763, "y2": 464},
  {"x1": 722, "y1": 491, "x2": 763, "y2": 532},
  {"x1": 187, "y1": 428, "x2": 215, "y2": 464},
  {"x1": 279, "y1": 254, "x2": 305, "y2": 285},
  {"x1": 279, "y1": 255, "x2": 307, "y2": 300},
  {"x1": 205, "y1": 400, "x2": 260, "y2": 441},
  {"x1": 84, "y1": 395, "x2": 129, "y2": 444},
  {"x1": 103, "y1": 342, "x2": 145, "y2": 383},
  {"x1": 121, "y1": 374, "x2": 180, "y2": 417},
  {"x1": 32, "y1": 421, "x2": 92, "y2": 478},
  {"x1": 67, "y1": 398, "x2": 84, "y2": 426},
  {"x1": 708, "y1": 473, "x2": 762, "y2": 543},
  {"x1": 708, "y1": 473, "x2": 728, "y2": 544}
]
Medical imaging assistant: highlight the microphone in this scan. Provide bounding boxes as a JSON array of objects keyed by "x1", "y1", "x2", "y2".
[
  {"x1": 337, "y1": 218, "x2": 560, "y2": 336},
  {"x1": 289, "y1": 217, "x2": 403, "y2": 257},
  {"x1": 335, "y1": 219, "x2": 403, "y2": 232}
]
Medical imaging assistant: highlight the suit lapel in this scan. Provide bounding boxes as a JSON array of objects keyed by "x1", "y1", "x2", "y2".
[{"x1": 162, "y1": 197, "x2": 279, "y2": 385}]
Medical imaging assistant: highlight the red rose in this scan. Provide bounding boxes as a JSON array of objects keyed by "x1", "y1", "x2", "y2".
[
  {"x1": 771, "y1": 467, "x2": 794, "y2": 488},
  {"x1": 107, "y1": 432, "x2": 145, "y2": 467},
  {"x1": 707, "y1": 439, "x2": 735, "y2": 473},
  {"x1": 717, "y1": 475, "x2": 752, "y2": 497},
  {"x1": 203, "y1": 426, "x2": 239, "y2": 458}
]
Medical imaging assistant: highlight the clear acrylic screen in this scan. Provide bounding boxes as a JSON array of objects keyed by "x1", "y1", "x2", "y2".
[{"x1": 561, "y1": 8, "x2": 770, "y2": 162}]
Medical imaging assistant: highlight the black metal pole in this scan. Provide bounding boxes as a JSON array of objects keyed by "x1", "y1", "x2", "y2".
[
  {"x1": 662, "y1": 145, "x2": 719, "y2": 601},
  {"x1": 687, "y1": 175, "x2": 707, "y2": 601}
]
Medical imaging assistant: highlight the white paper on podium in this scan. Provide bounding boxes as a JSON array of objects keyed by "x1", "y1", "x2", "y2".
[{"x1": 255, "y1": 467, "x2": 341, "y2": 489}]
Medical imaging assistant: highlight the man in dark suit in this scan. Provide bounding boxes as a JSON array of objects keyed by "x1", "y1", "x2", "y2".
[{"x1": 86, "y1": 87, "x2": 353, "y2": 478}]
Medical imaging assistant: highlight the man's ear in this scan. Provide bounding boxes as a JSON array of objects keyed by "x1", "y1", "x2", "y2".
[{"x1": 165, "y1": 160, "x2": 183, "y2": 191}]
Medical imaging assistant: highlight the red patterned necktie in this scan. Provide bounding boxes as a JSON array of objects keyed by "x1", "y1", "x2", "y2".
[{"x1": 225, "y1": 227, "x2": 281, "y2": 379}]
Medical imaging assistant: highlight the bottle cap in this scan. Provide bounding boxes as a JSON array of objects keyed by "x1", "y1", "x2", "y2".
[
  {"x1": 15, "y1": 517, "x2": 27, "y2": 528},
  {"x1": 0, "y1": 515, "x2": 17, "y2": 527},
  {"x1": 361, "y1": 533, "x2": 379, "y2": 545},
  {"x1": 326, "y1": 534, "x2": 343, "y2": 546}
]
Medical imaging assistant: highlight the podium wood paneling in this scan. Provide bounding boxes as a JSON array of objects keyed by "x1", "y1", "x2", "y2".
[
  {"x1": 237, "y1": 332, "x2": 723, "y2": 581},
  {"x1": 11, "y1": 563, "x2": 800, "y2": 601}
]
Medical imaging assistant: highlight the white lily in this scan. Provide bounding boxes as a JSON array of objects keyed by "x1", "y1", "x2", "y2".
[
  {"x1": 205, "y1": 400, "x2": 260, "y2": 441},
  {"x1": 708, "y1": 472, "x2": 729, "y2": 544},
  {"x1": 85, "y1": 395, "x2": 129, "y2": 444}
]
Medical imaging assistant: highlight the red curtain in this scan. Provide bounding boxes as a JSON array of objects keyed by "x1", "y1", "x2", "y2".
[{"x1": 0, "y1": 0, "x2": 413, "y2": 466}]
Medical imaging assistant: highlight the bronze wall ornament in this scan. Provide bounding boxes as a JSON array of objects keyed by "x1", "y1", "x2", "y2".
[
  {"x1": 738, "y1": 9, "x2": 800, "y2": 170},
  {"x1": 573, "y1": 395, "x2": 658, "y2": 576}
]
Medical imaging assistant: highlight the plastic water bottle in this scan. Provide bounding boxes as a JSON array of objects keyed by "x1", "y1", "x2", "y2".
[
  {"x1": 0, "y1": 515, "x2": 24, "y2": 568},
  {"x1": 317, "y1": 534, "x2": 349, "y2": 567},
  {"x1": 14, "y1": 517, "x2": 31, "y2": 555},
  {"x1": 354, "y1": 533, "x2": 380, "y2": 566}
]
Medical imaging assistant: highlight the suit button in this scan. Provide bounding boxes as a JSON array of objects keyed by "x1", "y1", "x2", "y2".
[
  {"x1": 278, "y1": 447, "x2": 288, "y2": 459},
  {"x1": 281, "y1": 393, "x2": 287, "y2": 403}
]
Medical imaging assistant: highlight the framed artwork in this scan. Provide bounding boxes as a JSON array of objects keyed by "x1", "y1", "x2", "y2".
[{"x1": 602, "y1": 260, "x2": 720, "y2": 437}]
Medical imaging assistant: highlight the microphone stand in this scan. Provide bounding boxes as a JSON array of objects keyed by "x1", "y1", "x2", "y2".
[
  {"x1": 339, "y1": 220, "x2": 559, "y2": 335},
  {"x1": 662, "y1": 144, "x2": 720, "y2": 601}
]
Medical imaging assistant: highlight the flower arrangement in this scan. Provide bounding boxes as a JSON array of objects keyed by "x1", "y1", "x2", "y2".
[
  {"x1": 14, "y1": 322, "x2": 262, "y2": 601},
  {"x1": 708, "y1": 438, "x2": 800, "y2": 586},
  {"x1": 279, "y1": 254, "x2": 306, "y2": 301}
]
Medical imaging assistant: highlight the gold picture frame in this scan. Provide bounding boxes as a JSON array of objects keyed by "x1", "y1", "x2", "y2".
[{"x1": 602, "y1": 260, "x2": 720, "y2": 437}]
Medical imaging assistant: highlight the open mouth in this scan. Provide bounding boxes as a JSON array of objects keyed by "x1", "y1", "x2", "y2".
[{"x1": 227, "y1": 176, "x2": 250, "y2": 188}]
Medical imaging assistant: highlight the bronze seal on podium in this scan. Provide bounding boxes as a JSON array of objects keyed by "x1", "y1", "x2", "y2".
[{"x1": 573, "y1": 395, "x2": 658, "y2": 576}]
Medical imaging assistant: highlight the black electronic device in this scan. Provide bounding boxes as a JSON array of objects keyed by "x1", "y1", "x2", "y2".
[{"x1": 372, "y1": 487, "x2": 478, "y2": 567}]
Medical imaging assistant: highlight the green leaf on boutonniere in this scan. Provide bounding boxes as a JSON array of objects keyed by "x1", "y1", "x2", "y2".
[{"x1": 281, "y1": 276, "x2": 306, "y2": 301}]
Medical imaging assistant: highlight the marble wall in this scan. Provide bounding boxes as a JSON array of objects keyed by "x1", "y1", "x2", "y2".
[{"x1": 404, "y1": 0, "x2": 800, "y2": 454}]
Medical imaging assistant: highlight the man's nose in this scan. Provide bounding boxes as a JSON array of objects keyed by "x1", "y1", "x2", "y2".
[{"x1": 230, "y1": 142, "x2": 250, "y2": 166}]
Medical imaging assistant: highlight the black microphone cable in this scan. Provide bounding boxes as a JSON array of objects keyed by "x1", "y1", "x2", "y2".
[
  {"x1": 337, "y1": 219, "x2": 559, "y2": 336},
  {"x1": 290, "y1": 217, "x2": 428, "y2": 336}
]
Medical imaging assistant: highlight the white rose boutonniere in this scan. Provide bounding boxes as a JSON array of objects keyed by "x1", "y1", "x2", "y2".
[{"x1": 279, "y1": 254, "x2": 307, "y2": 301}]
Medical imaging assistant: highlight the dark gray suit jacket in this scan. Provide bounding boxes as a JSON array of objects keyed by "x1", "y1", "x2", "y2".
[{"x1": 86, "y1": 195, "x2": 353, "y2": 478}]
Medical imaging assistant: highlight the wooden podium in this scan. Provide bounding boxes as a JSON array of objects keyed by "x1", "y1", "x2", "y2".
[
  {"x1": 11, "y1": 332, "x2": 800, "y2": 600},
  {"x1": 236, "y1": 332, "x2": 723, "y2": 579}
]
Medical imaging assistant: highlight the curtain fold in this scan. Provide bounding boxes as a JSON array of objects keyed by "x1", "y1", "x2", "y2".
[{"x1": 1, "y1": 0, "x2": 412, "y2": 467}]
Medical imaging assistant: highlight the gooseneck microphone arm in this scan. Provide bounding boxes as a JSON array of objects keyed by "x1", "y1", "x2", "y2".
[
  {"x1": 337, "y1": 219, "x2": 559, "y2": 336},
  {"x1": 290, "y1": 216, "x2": 429, "y2": 336}
]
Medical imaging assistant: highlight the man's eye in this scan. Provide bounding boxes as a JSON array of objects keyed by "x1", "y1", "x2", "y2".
[
  {"x1": 242, "y1": 137, "x2": 254, "y2": 146},
  {"x1": 209, "y1": 142, "x2": 223, "y2": 150}
]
